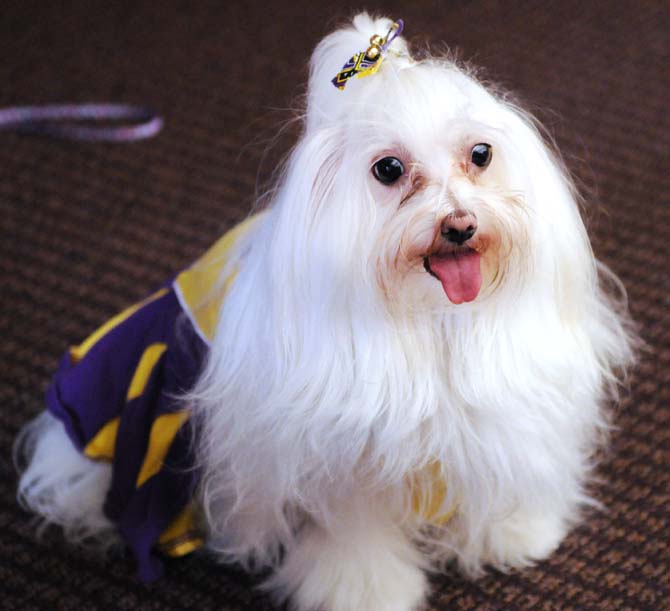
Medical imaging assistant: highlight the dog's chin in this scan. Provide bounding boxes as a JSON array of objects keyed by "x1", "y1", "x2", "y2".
[{"x1": 423, "y1": 245, "x2": 483, "y2": 305}]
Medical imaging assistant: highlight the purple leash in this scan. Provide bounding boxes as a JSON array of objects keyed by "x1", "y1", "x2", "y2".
[{"x1": 0, "y1": 103, "x2": 163, "y2": 142}]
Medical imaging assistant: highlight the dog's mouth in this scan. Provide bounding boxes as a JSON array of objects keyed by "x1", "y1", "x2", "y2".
[{"x1": 423, "y1": 247, "x2": 482, "y2": 304}]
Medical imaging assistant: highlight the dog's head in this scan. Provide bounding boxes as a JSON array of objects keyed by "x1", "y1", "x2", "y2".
[{"x1": 270, "y1": 13, "x2": 593, "y2": 317}]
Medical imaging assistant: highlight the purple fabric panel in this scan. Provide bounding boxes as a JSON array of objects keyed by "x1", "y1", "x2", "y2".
[
  {"x1": 100, "y1": 298, "x2": 206, "y2": 581},
  {"x1": 103, "y1": 310, "x2": 205, "y2": 525},
  {"x1": 116, "y1": 419, "x2": 199, "y2": 582},
  {"x1": 45, "y1": 286, "x2": 208, "y2": 582},
  {"x1": 45, "y1": 287, "x2": 180, "y2": 451},
  {"x1": 103, "y1": 358, "x2": 167, "y2": 523},
  {"x1": 46, "y1": 355, "x2": 90, "y2": 449}
]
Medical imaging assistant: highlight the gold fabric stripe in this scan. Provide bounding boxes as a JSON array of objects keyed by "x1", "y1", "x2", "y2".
[
  {"x1": 157, "y1": 504, "x2": 204, "y2": 557},
  {"x1": 69, "y1": 287, "x2": 169, "y2": 363},
  {"x1": 426, "y1": 502, "x2": 458, "y2": 526},
  {"x1": 126, "y1": 343, "x2": 168, "y2": 401},
  {"x1": 83, "y1": 417, "x2": 120, "y2": 461},
  {"x1": 161, "y1": 535, "x2": 204, "y2": 557},
  {"x1": 81, "y1": 342, "x2": 166, "y2": 462},
  {"x1": 174, "y1": 213, "x2": 263, "y2": 342},
  {"x1": 135, "y1": 411, "x2": 189, "y2": 487},
  {"x1": 411, "y1": 461, "x2": 457, "y2": 525}
]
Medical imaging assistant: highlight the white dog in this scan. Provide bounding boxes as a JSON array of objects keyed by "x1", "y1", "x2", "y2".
[{"x1": 16, "y1": 14, "x2": 635, "y2": 611}]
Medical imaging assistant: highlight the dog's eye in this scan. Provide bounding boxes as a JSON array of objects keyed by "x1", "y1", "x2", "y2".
[
  {"x1": 470, "y1": 143, "x2": 492, "y2": 168},
  {"x1": 372, "y1": 156, "x2": 405, "y2": 185}
]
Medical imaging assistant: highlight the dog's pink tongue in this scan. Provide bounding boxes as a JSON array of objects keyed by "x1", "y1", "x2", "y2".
[{"x1": 428, "y1": 251, "x2": 482, "y2": 304}]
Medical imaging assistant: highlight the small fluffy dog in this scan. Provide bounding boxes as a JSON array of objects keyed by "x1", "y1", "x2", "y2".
[{"x1": 16, "y1": 14, "x2": 635, "y2": 611}]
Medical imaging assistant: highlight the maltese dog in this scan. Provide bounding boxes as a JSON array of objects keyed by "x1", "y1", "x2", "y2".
[{"x1": 16, "y1": 13, "x2": 635, "y2": 611}]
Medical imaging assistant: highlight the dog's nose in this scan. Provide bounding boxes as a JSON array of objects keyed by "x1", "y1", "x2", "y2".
[{"x1": 440, "y1": 210, "x2": 477, "y2": 245}]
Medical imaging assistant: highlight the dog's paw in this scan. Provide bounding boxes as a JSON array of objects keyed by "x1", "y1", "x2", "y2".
[
  {"x1": 268, "y1": 524, "x2": 427, "y2": 611},
  {"x1": 484, "y1": 510, "x2": 569, "y2": 570}
]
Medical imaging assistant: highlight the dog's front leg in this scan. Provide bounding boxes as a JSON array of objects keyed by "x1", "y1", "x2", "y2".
[
  {"x1": 480, "y1": 505, "x2": 570, "y2": 570},
  {"x1": 267, "y1": 498, "x2": 428, "y2": 611}
]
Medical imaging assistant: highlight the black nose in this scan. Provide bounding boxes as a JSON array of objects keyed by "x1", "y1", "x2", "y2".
[{"x1": 440, "y1": 211, "x2": 477, "y2": 245}]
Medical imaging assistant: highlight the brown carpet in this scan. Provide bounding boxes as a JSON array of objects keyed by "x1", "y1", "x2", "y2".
[{"x1": 1, "y1": 1, "x2": 668, "y2": 609}]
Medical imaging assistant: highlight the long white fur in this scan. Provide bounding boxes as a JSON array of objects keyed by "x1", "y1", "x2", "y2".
[
  {"x1": 15, "y1": 412, "x2": 117, "y2": 550},
  {"x1": 17, "y1": 13, "x2": 636, "y2": 611}
]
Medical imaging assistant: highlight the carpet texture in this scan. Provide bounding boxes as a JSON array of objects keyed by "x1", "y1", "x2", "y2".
[{"x1": 1, "y1": 1, "x2": 668, "y2": 609}]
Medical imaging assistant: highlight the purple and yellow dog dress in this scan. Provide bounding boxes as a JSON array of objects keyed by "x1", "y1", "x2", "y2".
[
  {"x1": 45, "y1": 216, "x2": 259, "y2": 581},
  {"x1": 46, "y1": 213, "x2": 454, "y2": 582}
]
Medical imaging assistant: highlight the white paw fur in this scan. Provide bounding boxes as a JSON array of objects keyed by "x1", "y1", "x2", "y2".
[{"x1": 16, "y1": 412, "x2": 117, "y2": 549}]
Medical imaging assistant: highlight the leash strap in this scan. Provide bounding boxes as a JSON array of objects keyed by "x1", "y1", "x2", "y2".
[{"x1": 0, "y1": 103, "x2": 163, "y2": 142}]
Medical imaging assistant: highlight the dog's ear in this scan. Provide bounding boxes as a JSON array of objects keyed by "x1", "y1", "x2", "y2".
[
  {"x1": 502, "y1": 106, "x2": 600, "y2": 318},
  {"x1": 305, "y1": 13, "x2": 409, "y2": 133}
]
